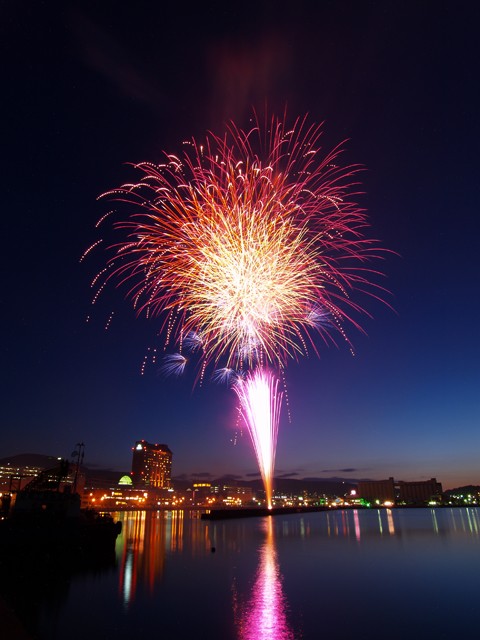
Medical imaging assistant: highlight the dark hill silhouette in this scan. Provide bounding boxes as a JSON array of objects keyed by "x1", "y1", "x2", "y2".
[{"x1": 0, "y1": 453, "x2": 61, "y2": 469}]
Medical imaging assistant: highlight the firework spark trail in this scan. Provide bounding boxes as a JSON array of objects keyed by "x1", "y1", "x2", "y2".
[
  {"x1": 233, "y1": 370, "x2": 283, "y2": 510},
  {"x1": 89, "y1": 113, "x2": 387, "y2": 506}
]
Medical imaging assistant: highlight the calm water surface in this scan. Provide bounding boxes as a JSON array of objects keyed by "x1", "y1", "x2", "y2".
[{"x1": 14, "y1": 508, "x2": 480, "y2": 639}]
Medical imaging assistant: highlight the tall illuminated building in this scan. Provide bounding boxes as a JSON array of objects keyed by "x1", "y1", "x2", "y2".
[{"x1": 131, "y1": 440, "x2": 172, "y2": 488}]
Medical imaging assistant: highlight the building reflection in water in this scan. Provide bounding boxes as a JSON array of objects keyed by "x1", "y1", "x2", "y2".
[
  {"x1": 116, "y1": 510, "x2": 192, "y2": 608},
  {"x1": 386, "y1": 508, "x2": 395, "y2": 535},
  {"x1": 465, "y1": 508, "x2": 479, "y2": 534},
  {"x1": 322, "y1": 507, "x2": 480, "y2": 540},
  {"x1": 238, "y1": 517, "x2": 295, "y2": 640},
  {"x1": 449, "y1": 507, "x2": 480, "y2": 535},
  {"x1": 353, "y1": 508, "x2": 361, "y2": 541},
  {"x1": 112, "y1": 507, "x2": 480, "y2": 615}
]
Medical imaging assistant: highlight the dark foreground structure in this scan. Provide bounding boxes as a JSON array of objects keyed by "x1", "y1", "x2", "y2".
[
  {"x1": 0, "y1": 459, "x2": 122, "y2": 557},
  {"x1": 0, "y1": 459, "x2": 122, "y2": 639}
]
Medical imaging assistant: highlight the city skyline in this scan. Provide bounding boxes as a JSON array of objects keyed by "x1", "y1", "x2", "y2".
[
  {"x1": 0, "y1": 448, "x2": 465, "y2": 490},
  {"x1": 2, "y1": 2, "x2": 479, "y2": 490}
]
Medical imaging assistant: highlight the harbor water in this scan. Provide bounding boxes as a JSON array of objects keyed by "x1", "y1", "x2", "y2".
[{"x1": 3, "y1": 507, "x2": 480, "y2": 639}]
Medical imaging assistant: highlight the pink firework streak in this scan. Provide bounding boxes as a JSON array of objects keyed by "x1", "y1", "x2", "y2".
[
  {"x1": 87, "y1": 112, "x2": 389, "y2": 508},
  {"x1": 233, "y1": 370, "x2": 283, "y2": 509}
]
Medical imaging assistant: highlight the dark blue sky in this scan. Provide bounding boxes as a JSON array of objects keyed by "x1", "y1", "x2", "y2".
[{"x1": 2, "y1": 1, "x2": 479, "y2": 489}]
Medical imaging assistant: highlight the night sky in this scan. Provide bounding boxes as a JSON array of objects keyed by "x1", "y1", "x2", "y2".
[{"x1": 2, "y1": 1, "x2": 479, "y2": 489}]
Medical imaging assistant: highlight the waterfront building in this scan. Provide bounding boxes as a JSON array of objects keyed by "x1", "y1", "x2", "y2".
[
  {"x1": 0, "y1": 463, "x2": 45, "y2": 491},
  {"x1": 131, "y1": 440, "x2": 172, "y2": 488},
  {"x1": 358, "y1": 476, "x2": 443, "y2": 506},
  {"x1": 397, "y1": 478, "x2": 443, "y2": 505},
  {"x1": 357, "y1": 477, "x2": 396, "y2": 505},
  {"x1": 188, "y1": 483, "x2": 255, "y2": 507},
  {"x1": 0, "y1": 458, "x2": 79, "y2": 493}
]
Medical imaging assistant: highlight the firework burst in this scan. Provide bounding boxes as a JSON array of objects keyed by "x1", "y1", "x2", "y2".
[{"x1": 88, "y1": 113, "x2": 387, "y2": 508}]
